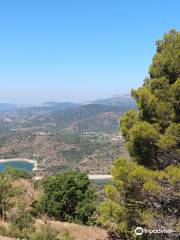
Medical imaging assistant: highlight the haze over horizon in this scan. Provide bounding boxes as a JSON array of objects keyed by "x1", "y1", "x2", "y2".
[
  {"x1": 0, "y1": 93, "x2": 133, "y2": 105},
  {"x1": 0, "y1": 0, "x2": 179, "y2": 103}
]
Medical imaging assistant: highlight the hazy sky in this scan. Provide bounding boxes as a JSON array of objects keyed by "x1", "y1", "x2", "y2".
[{"x1": 0, "y1": 0, "x2": 179, "y2": 103}]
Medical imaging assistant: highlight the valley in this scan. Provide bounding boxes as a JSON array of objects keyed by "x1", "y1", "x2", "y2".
[{"x1": 0, "y1": 96, "x2": 135, "y2": 175}]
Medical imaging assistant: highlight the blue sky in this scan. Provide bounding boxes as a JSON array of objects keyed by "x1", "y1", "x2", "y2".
[{"x1": 0, "y1": 0, "x2": 179, "y2": 103}]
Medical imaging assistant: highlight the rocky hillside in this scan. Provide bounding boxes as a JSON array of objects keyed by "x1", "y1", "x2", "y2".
[{"x1": 0, "y1": 96, "x2": 134, "y2": 173}]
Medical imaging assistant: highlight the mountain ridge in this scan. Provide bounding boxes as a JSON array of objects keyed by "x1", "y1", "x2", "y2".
[{"x1": 0, "y1": 94, "x2": 136, "y2": 111}]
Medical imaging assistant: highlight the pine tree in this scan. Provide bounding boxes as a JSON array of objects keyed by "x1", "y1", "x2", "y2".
[{"x1": 98, "y1": 29, "x2": 180, "y2": 239}]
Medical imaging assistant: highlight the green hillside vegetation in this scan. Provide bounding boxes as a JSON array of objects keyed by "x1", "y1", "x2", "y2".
[
  {"x1": 0, "y1": 168, "x2": 99, "y2": 240},
  {"x1": 97, "y1": 29, "x2": 180, "y2": 239}
]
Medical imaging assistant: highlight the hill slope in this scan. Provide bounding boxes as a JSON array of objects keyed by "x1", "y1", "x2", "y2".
[{"x1": 0, "y1": 97, "x2": 133, "y2": 174}]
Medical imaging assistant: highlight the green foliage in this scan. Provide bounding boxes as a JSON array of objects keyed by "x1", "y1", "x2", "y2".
[
  {"x1": 59, "y1": 231, "x2": 75, "y2": 240},
  {"x1": 4, "y1": 166, "x2": 32, "y2": 180},
  {"x1": 99, "y1": 29, "x2": 180, "y2": 239},
  {"x1": 0, "y1": 220, "x2": 34, "y2": 239},
  {"x1": 120, "y1": 109, "x2": 139, "y2": 139},
  {"x1": 9, "y1": 205, "x2": 34, "y2": 231},
  {"x1": 97, "y1": 157, "x2": 180, "y2": 239},
  {"x1": 32, "y1": 170, "x2": 97, "y2": 224},
  {"x1": 148, "y1": 77, "x2": 170, "y2": 101},
  {"x1": 132, "y1": 87, "x2": 157, "y2": 123},
  {"x1": 29, "y1": 224, "x2": 75, "y2": 240},
  {"x1": 0, "y1": 224, "x2": 28, "y2": 239},
  {"x1": 29, "y1": 224, "x2": 59, "y2": 240},
  {"x1": 127, "y1": 122, "x2": 159, "y2": 168},
  {"x1": 97, "y1": 200, "x2": 125, "y2": 230},
  {"x1": 149, "y1": 29, "x2": 180, "y2": 84},
  {"x1": 0, "y1": 222, "x2": 75, "y2": 240},
  {"x1": 0, "y1": 173, "x2": 15, "y2": 220},
  {"x1": 121, "y1": 29, "x2": 180, "y2": 169},
  {"x1": 158, "y1": 123, "x2": 180, "y2": 150},
  {"x1": 165, "y1": 122, "x2": 180, "y2": 144},
  {"x1": 171, "y1": 78, "x2": 180, "y2": 121},
  {"x1": 0, "y1": 205, "x2": 74, "y2": 240}
]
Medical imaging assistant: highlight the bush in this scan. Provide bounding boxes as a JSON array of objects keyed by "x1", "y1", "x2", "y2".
[
  {"x1": 97, "y1": 157, "x2": 180, "y2": 239},
  {"x1": 30, "y1": 224, "x2": 74, "y2": 240},
  {"x1": 4, "y1": 166, "x2": 33, "y2": 180},
  {"x1": 32, "y1": 170, "x2": 97, "y2": 224},
  {"x1": 29, "y1": 223, "x2": 59, "y2": 240}
]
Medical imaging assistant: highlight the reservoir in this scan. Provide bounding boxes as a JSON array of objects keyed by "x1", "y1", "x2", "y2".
[
  {"x1": 0, "y1": 161, "x2": 34, "y2": 172},
  {"x1": 0, "y1": 160, "x2": 112, "y2": 185}
]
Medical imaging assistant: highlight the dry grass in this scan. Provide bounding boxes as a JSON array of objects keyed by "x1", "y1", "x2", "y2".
[
  {"x1": 0, "y1": 180, "x2": 108, "y2": 240},
  {"x1": 0, "y1": 219, "x2": 108, "y2": 240},
  {"x1": 12, "y1": 179, "x2": 37, "y2": 209},
  {"x1": 0, "y1": 237, "x2": 17, "y2": 240},
  {"x1": 35, "y1": 219, "x2": 108, "y2": 240}
]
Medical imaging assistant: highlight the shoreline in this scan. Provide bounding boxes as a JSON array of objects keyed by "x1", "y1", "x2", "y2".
[
  {"x1": 34, "y1": 174, "x2": 112, "y2": 181},
  {"x1": 88, "y1": 175, "x2": 112, "y2": 180},
  {"x1": 0, "y1": 159, "x2": 112, "y2": 180},
  {"x1": 0, "y1": 158, "x2": 38, "y2": 171}
]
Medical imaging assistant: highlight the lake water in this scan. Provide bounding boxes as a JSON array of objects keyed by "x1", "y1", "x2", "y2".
[
  {"x1": 0, "y1": 161, "x2": 111, "y2": 185},
  {"x1": 0, "y1": 161, "x2": 33, "y2": 172},
  {"x1": 91, "y1": 178, "x2": 112, "y2": 185}
]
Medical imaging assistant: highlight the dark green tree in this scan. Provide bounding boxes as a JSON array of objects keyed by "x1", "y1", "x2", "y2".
[
  {"x1": 97, "y1": 157, "x2": 180, "y2": 240},
  {"x1": 32, "y1": 170, "x2": 97, "y2": 224},
  {"x1": 121, "y1": 29, "x2": 180, "y2": 169},
  {"x1": 98, "y1": 29, "x2": 180, "y2": 239}
]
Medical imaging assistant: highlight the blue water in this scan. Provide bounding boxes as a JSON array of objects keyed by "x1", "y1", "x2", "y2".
[{"x1": 0, "y1": 161, "x2": 33, "y2": 172}]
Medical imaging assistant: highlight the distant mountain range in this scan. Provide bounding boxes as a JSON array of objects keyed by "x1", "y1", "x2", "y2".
[
  {"x1": 0, "y1": 95, "x2": 136, "y2": 133},
  {"x1": 87, "y1": 94, "x2": 136, "y2": 108},
  {"x1": 42, "y1": 102, "x2": 80, "y2": 111},
  {"x1": 0, "y1": 94, "x2": 136, "y2": 112}
]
